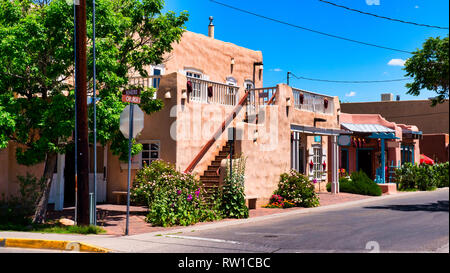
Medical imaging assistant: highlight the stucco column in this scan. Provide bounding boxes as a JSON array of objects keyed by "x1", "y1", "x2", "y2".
[{"x1": 331, "y1": 135, "x2": 339, "y2": 194}]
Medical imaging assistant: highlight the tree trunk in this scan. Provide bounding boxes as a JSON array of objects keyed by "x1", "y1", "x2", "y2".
[{"x1": 32, "y1": 152, "x2": 58, "y2": 224}]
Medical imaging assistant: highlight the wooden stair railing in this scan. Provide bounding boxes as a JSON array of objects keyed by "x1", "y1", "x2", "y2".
[{"x1": 184, "y1": 90, "x2": 251, "y2": 174}]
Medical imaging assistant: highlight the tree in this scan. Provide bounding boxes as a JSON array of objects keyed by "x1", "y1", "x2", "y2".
[
  {"x1": 0, "y1": 0, "x2": 188, "y2": 223},
  {"x1": 404, "y1": 35, "x2": 449, "y2": 106}
]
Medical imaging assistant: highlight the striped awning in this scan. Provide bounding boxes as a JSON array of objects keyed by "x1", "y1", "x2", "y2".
[{"x1": 341, "y1": 123, "x2": 395, "y2": 133}]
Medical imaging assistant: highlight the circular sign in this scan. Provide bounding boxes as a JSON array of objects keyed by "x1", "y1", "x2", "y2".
[{"x1": 338, "y1": 135, "x2": 351, "y2": 146}]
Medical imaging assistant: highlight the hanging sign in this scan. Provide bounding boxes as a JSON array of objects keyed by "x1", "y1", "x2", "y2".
[{"x1": 338, "y1": 135, "x2": 351, "y2": 146}]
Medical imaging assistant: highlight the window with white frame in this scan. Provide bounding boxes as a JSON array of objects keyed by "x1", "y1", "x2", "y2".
[
  {"x1": 312, "y1": 145, "x2": 323, "y2": 180},
  {"x1": 185, "y1": 71, "x2": 202, "y2": 79},
  {"x1": 244, "y1": 80, "x2": 254, "y2": 90},
  {"x1": 140, "y1": 140, "x2": 160, "y2": 167}
]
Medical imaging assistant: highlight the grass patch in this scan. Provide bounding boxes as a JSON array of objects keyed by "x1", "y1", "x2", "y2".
[{"x1": 0, "y1": 222, "x2": 106, "y2": 234}]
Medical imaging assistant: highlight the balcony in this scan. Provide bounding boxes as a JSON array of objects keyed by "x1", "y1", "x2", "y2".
[
  {"x1": 292, "y1": 88, "x2": 334, "y2": 115},
  {"x1": 187, "y1": 77, "x2": 239, "y2": 106}
]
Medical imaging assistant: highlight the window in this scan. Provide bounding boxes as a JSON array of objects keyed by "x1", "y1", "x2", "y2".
[
  {"x1": 312, "y1": 146, "x2": 323, "y2": 180},
  {"x1": 140, "y1": 141, "x2": 160, "y2": 167},
  {"x1": 186, "y1": 71, "x2": 202, "y2": 79},
  {"x1": 401, "y1": 144, "x2": 414, "y2": 165},
  {"x1": 152, "y1": 68, "x2": 161, "y2": 89},
  {"x1": 244, "y1": 80, "x2": 254, "y2": 90}
]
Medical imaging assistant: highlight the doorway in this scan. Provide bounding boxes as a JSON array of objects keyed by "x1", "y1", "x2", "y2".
[
  {"x1": 357, "y1": 149, "x2": 373, "y2": 179},
  {"x1": 64, "y1": 147, "x2": 75, "y2": 207}
]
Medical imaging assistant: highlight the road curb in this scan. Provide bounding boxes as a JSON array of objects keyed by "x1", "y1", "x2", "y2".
[{"x1": 0, "y1": 237, "x2": 112, "y2": 253}]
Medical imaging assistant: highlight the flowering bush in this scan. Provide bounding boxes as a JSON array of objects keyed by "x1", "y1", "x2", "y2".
[
  {"x1": 131, "y1": 160, "x2": 221, "y2": 227},
  {"x1": 263, "y1": 195, "x2": 295, "y2": 209},
  {"x1": 272, "y1": 170, "x2": 319, "y2": 208}
]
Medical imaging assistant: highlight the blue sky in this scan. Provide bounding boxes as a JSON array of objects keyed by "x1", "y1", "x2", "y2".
[{"x1": 163, "y1": 0, "x2": 449, "y2": 102}]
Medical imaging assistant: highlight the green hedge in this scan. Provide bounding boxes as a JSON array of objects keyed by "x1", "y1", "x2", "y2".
[
  {"x1": 395, "y1": 162, "x2": 449, "y2": 191},
  {"x1": 327, "y1": 170, "x2": 382, "y2": 196}
]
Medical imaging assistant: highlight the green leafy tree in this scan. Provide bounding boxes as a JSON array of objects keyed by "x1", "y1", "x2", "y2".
[
  {"x1": 0, "y1": 0, "x2": 188, "y2": 223},
  {"x1": 404, "y1": 35, "x2": 449, "y2": 106}
]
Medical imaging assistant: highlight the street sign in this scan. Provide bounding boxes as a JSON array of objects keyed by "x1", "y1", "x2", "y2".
[
  {"x1": 122, "y1": 89, "x2": 141, "y2": 96},
  {"x1": 119, "y1": 105, "x2": 145, "y2": 139},
  {"x1": 122, "y1": 94, "x2": 141, "y2": 104},
  {"x1": 122, "y1": 89, "x2": 141, "y2": 104}
]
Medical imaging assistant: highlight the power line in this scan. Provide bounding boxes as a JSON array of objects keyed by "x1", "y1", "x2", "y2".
[
  {"x1": 318, "y1": 0, "x2": 449, "y2": 30},
  {"x1": 209, "y1": 0, "x2": 413, "y2": 54},
  {"x1": 289, "y1": 72, "x2": 410, "y2": 84}
]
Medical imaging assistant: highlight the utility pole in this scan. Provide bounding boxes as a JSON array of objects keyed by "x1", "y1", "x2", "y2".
[
  {"x1": 287, "y1": 71, "x2": 290, "y2": 86},
  {"x1": 75, "y1": 0, "x2": 90, "y2": 226}
]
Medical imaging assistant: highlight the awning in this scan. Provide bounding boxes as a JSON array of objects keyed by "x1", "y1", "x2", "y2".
[
  {"x1": 402, "y1": 129, "x2": 423, "y2": 139},
  {"x1": 291, "y1": 124, "x2": 351, "y2": 136},
  {"x1": 341, "y1": 123, "x2": 395, "y2": 134}
]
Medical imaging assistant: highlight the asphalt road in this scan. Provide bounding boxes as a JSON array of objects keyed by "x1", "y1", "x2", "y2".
[
  {"x1": 156, "y1": 189, "x2": 449, "y2": 253},
  {"x1": 1, "y1": 189, "x2": 448, "y2": 253}
]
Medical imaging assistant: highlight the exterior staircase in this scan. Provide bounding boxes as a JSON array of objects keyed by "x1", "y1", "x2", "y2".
[{"x1": 199, "y1": 142, "x2": 234, "y2": 201}]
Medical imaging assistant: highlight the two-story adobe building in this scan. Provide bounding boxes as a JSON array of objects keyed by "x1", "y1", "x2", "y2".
[{"x1": 0, "y1": 19, "x2": 343, "y2": 210}]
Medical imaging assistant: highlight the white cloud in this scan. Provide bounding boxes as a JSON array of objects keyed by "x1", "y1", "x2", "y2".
[
  {"x1": 388, "y1": 58, "x2": 406, "y2": 67},
  {"x1": 271, "y1": 68, "x2": 283, "y2": 72},
  {"x1": 345, "y1": 91, "x2": 356, "y2": 97},
  {"x1": 415, "y1": 5, "x2": 419, "y2": 8}
]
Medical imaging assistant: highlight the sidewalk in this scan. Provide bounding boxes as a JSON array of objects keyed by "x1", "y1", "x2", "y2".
[
  {"x1": 45, "y1": 192, "x2": 374, "y2": 236},
  {"x1": 2, "y1": 189, "x2": 436, "y2": 252}
]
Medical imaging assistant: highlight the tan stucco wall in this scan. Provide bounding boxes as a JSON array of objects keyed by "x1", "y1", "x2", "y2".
[
  {"x1": 234, "y1": 84, "x2": 340, "y2": 205},
  {"x1": 163, "y1": 31, "x2": 264, "y2": 90},
  {"x1": 0, "y1": 143, "x2": 45, "y2": 200}
]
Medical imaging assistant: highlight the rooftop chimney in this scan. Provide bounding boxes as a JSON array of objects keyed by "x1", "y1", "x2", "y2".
[
  {"x1": 208, "y1": 16, "x2": 214, "y2": 39},
  {"x1": 381, "y1": 93, "x2": 394, "y2": 101}
]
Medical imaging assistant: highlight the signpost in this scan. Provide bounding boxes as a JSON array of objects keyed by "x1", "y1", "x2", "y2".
[{"x1": 120, "y1": 89, "x2": 144, "y2": 235}]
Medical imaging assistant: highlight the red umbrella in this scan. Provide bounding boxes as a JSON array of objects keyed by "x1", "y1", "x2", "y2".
[{"x1": 420, "y1": 154, "x2": 435, "y2": 165}]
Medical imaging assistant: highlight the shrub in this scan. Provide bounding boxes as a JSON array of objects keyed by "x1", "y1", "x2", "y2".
[
  {"x1": 395, "y1": 162, "x2": 442, "y2": 191},
  {"x1": 273, "y1": 170, "x2": 319, "y2": 208},
  {"x1": 328, "y1": 171, "x2": 382, "y2": 196},
  {"x1": 0, "y1": 173, "x2": 45, "y2": 226},
  {"x1": 131, "y1": 160, "x2": 221, "y2": 227},
  {"x1": 434, "y1": 162, "x2": 449, "y2": 188},
  {"x1": 345, "y1": 171, "x2": 382, "y2": 196},
  {"x1": 219, "y1": 156, "x2": 249, "y2": 219}
]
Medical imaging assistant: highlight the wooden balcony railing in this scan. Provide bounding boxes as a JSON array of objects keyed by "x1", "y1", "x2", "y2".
[
  {"x1": 292, "y1": 88, "x2": 334, "y2": 115},
  {"x1": 187, "y1": 77, "x2": 239, "y2": 106}
]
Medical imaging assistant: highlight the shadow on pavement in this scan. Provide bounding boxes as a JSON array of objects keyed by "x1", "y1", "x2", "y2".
[{"x1": 364, "y1": 200, "x2": 449, "y2": 213}]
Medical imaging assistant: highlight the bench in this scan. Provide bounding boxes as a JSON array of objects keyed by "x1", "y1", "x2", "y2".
[
  {"x1": 245, "y1": 196, "x2": 258, "y2": 210},
  {"x1": 112, "y1": 191, "x2": 128, "y2": 205}
]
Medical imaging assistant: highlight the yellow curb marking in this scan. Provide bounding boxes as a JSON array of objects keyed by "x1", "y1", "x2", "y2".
[{"x1": 0, "y1": 238, "x2": 111, "y2": 253}]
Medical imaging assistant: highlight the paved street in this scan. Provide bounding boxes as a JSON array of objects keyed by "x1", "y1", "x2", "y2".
[
  {"x1": 113, "y1": 188, "x2": 449, "y2": 253},
  {"x1": 1, "y1": 189, "x2": 448, "y2": 253}
]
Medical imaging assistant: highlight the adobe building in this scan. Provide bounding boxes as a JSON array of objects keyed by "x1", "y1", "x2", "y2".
[
  {"x1": 337, "y1": 113, "x2": 421, "y2": 186},
  {"x1": 0, "y1": 18, "x2": 343, "y2": 210},
  {"x1": 341, "y1": 95, "x2": 449, "y2": 163}
]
